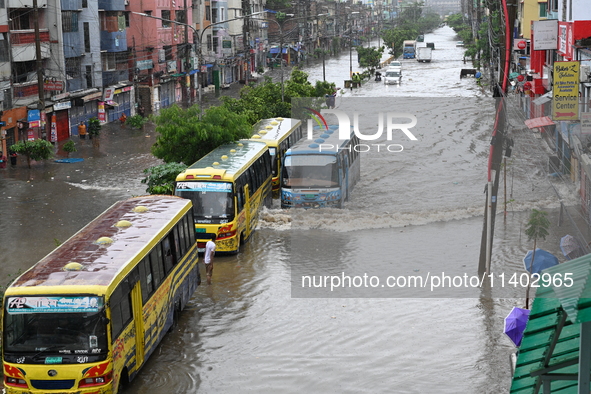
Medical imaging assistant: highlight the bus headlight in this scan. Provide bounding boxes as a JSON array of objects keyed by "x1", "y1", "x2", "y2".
[{"x1": 319, "y1": 195, "x2": 327, "y2": 201}]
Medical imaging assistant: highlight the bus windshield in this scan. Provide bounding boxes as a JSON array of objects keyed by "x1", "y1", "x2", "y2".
[
  {"x1": 175, "y1": 181, "x2": 235, "y2": 220},
  {"x1": 4, "y1": 311, "x2": 108, "y2": 357},
  {"x1": 282, "y1": 155, "x2": 339, "y2": 188}
]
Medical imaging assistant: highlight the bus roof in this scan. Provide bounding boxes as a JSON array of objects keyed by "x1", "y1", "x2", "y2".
[
  {"x1": 177, "y1": 140, "x2": 268, "y2": 181},
  {"x1": 6, "y1": 195, "x2": 191, "y2": 293},
  {"x1": 251, "y1": 117, "x2": 302, "y2": 145},
  {"x1": 285, "y1": 125, "x2": 354, "y2": 155}
]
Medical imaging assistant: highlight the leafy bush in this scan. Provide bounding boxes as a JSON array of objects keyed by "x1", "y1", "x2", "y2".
[
  {"x1": 141, "y1": 162, "x2": 188, "y2": 194},
  {"x1": 10, "y1": 139, "x2": 54, "y2": 168},
  {"x1": 88, "y1": 117, "x2": 101, "y2": 137},
  {"x1": 63, "y1": 140, "x2": 77, "y2": 157},
  {"x1": 127, "y1": 114, "x2": 148, "y2": 130}
]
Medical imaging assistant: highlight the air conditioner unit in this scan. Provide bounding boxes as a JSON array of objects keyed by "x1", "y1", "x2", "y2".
[{"x1": 581, "y1": 65, "x2": 591, "y2": 82}]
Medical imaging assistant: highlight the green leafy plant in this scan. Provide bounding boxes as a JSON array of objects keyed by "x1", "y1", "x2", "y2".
[
  {"x1": 10, "y1": 139, "x2": 54, "y2": 168},
  {"x1": 141, "y1": 162, "x2": 188, "y2": 194},
  {"x1": 126, "y1": 114, "x2": 148, "y2": 130},
  {"x1": 63, "y1": 140, "x2": 76, "y2": 157},
  {"x1": 87, "y1": 117, "x2": 101, "y2": 137},
  {"x1": 151, "y1": 104, "x2": 252, "y2": 165}
]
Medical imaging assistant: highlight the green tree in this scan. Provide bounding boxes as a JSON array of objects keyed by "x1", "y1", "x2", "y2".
[
  {"x1": 141, "y1": 162, "x2": 188, "y2": 195},
  {"x1": 87, "y1": 117, "x2": 101, "y2": 137},
  {"x1": 222, "y1": 68, "x2": 330, "y2": 123},
  {"x1": 10, "y1": 139, "x2": 54, "y2": 168},
  {"x1": 524, "y1": 209, "x2": 551, "y2": 309},
  {"x1": 151, "y1": 104, "x2": 252, "y2": 165},
  {"x1": 126, "y1": 114, "x2": 148, "y2": 130},
  {"x1": 87, "y1": 117, "x2": 102, "y2": 148},
  {"x1": 381, "y1": 27, "x2": 418, "y2": 57},
  {"x1": 222, "y1": 77, "x2": 291, "y2": 124},
  {"x1": 356, "y1": 46, "x2": 385, "y2": 70},
  {"x1": 63, "y1": 140, "x2": 77, "y2": 158}
]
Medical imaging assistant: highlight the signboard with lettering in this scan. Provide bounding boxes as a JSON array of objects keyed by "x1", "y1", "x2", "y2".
[
  {"x1": 53, "y1": 101, "x2": 72, "y2": 111},
  {"x1": 44, "y1": 80, "x2": 64, "y2": 91},
  {"x1": 558, "y1": 22, "x2": 574, "y2": 60},
  {"x1": 552, "y1": 61, "x2": 580, "y2": 121},
  {"x1": 136, "y1": 59, "x2": 154, "y2": 71},
  {"x1": 532, "y1": 20, "x2": 558, "y2": 50}
]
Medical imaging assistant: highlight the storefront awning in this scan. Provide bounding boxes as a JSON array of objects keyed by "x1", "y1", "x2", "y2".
[{"x1": 525, "y1": 116, "x2": 555, "y2": 129}]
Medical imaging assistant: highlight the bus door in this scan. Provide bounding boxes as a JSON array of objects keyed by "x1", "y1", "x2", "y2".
[{"x1": 130, "y1": 281, "x2": 145, "y2": 368}]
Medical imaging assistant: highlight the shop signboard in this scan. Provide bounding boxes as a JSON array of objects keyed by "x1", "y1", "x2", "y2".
[{"x1": 552, "y1": 61, "x2": 580, "y2": 121}]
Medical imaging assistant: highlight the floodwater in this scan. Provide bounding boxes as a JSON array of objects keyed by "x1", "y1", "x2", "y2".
[{"x1": 0, "y1": 26, "x2": 586, "y2": 393}]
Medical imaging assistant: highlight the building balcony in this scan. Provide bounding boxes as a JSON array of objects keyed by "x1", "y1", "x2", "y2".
[
  {"x1": 9, "y1": 0, "x2": 47, "y2": 7},
  {"x1": 100, "y1": 30, "x2": 128, "y2": 52},
  {"x1": 13, "y1": 80, "x2": 39, "y2": 99},
  {"x1": 11, "y1": 29, "x2": 50, "y2": 45},
  {"x1": 11, "y1": 31, "x2": 50, "y2": 62},
  {"x1": 97, "y1": 0, "x2": 125, "y2": 11}
]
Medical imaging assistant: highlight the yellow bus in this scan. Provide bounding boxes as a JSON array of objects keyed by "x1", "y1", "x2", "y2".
[
  {"x1": 174, "y1": 140, "x2": 272, "y2": 254},
  {"x1": 251, "y1": 117, "x2": 303, "y2": 197},
  {"x1": 2, "y1": 195, "x2": 200, "y2": 394}
]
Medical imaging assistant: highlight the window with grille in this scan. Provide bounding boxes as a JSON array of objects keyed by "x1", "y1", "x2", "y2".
[
  {"x1": 0, "y1": 34, "x2": 8, "y2": 62},
  {"x1": 66, "y1": 57, "x2": 82, "y2": 78},
  {"x1": 176, "y1": 10, "x2": 186, "y2": 24},
  {"x1": 162, "y1": 10, "x2": 171, "y2": 27},
  {"x1": 62, "y1": 11, "x2": 79, "y2": 32}
]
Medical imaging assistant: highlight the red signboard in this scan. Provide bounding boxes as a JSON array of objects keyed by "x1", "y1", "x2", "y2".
[{"x1": 44, "y1": 81, "x2": 64, "y2": 91}]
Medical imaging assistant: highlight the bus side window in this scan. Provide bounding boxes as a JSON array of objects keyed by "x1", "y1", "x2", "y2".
[
  {"x1": 247, "y1": 167, "x2": 257, "y2": 193},
  {"x1": 186, "y1": 211, "x2": 196, "y2": 245},
  {"x1": 162, "y1": 236, "x2": 175, "y2": 274},
  {"x1": 150, "y1": 247, "x2": 165, "y2": 288},
  {"x1": 110, "y1": 284, "x2": 132, "y2": 340},
  {"x1": 254, "y1": 158, "x2": 263, "y2": 190},
  {"x1": 267, "y1": 151, "x2": 272, "y2": 178},
  {"x1": 138, "y1": 257, "x2": 151, "y2": 303},
  {"x1": 176, "y1": 224, "x2": 186, "y2": 258},
  {"x1": 173, "y1": 226, "x2": 182, "y2": 262}
]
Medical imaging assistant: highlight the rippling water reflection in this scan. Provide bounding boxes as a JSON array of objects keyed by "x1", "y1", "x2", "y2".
[{"x1": 0, "y1": 26, "x2": 584, "y2": 394}]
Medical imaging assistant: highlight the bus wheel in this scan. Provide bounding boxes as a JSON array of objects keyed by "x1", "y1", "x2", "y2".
[
  {"x1": 117, "y1": 369, "x2": 129, "y2": 393},
  {"x1": 169, "y1": 302, "x2": 181, "y2": 332}
]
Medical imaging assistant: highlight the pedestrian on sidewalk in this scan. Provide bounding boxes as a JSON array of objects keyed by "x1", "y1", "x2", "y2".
[
  {"x1": 9, "y1": 149, "x2": 17, "y2": 166},
  {"x1": 78, "y1": 121, "x2": 87, "y2": 139},
  {"x1": 204, "y1": 235, "x2": 217, "y2": 285}
]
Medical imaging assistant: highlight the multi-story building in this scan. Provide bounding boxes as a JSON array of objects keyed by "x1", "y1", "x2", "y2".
[
  {"x1": 128, "y1": 0, "x2": 194, "y2": 114},
  {"x1": 514, "y1": 0, "x2": 591, "y2": 226}
]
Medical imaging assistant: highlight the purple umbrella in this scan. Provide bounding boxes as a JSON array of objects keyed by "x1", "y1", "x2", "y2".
[{"x1": 504, "y1": 307, "x2": 530, "y2": 347}]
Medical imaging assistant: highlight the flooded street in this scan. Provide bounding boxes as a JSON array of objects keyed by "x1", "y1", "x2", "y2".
[{"x1": 0, "y1": 26, "x2": 585, "y2": 393}]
